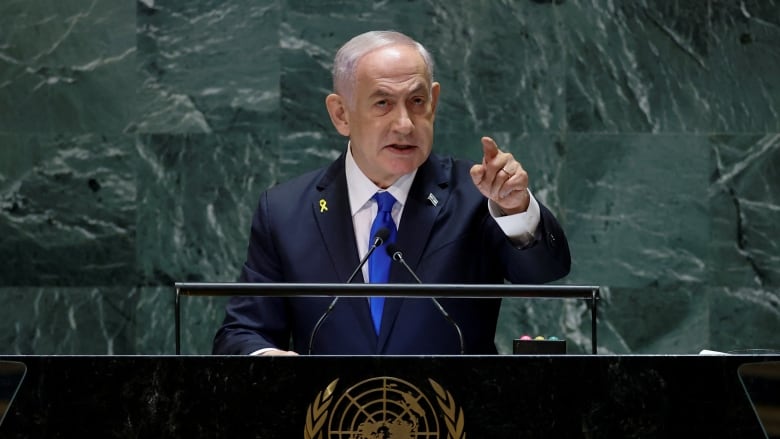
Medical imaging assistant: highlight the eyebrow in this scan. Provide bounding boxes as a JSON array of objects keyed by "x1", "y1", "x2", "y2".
[{"x1": 369, "y1": 81, "x2": 429, "y2": 100}]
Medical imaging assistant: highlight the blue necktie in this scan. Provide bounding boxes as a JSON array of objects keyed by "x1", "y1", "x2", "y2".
[{"x1": 368, "y1": 191, "x2": 397, "y2": 335}]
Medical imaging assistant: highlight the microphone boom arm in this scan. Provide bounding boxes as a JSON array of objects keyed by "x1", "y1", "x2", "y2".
[
  {"x1": 308, "y1": 228, "x2": 390, "y2": 354},
  {"x1": 389, "y1": 246, "x2": 466, "y2": 355}
]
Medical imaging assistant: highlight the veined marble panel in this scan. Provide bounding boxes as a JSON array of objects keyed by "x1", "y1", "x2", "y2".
[
  {"x1": 0, "y1": 287, "x2": 139, "y2": 354},
  {"x1": 563, "y1": 0, "x2": 780, "y2": 132},
  {"x1": 423, "y1": 1, "x2": 565, "y2": 134},
  {"x1": 135, "y1": 286, "x2": 228, "y2": 355},
  {"x1": 136, "y1": 0, "x2": 280, "y2": 134},
  {"x1": 0, "y1": 133, "x2": 136, "y2": 286},
  {"x1": 710, "y1": 285, "x2": 780, "y2": 352},
  {"x1": 0, "y1": 0, "x2": 136, "y2": 133},
  {"x1": 710, "y1": 133, "x2": 780, "y2": 287},
  {"x1": 595, "y1": 286, "x2": 710, "y2": 354},
  {"x1": 560, "y1": 133, "x2": 710, "y2": 288},
  {"x1": 135, "y1": 132, "x2": 279, "y2": 285},
  {"x1": 0, "y1": 286, "x2": 223, "y2": 354}
]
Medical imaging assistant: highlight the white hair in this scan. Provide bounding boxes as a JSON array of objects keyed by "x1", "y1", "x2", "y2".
[{"x1": 332, "y1": 30, "x2": 435, "y2": 106}]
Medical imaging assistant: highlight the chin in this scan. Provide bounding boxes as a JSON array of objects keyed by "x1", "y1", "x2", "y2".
[{"x1": 386, "y1": 159, "x2": 422, "y2": 176}]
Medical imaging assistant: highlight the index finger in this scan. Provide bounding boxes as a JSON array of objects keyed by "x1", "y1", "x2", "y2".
[{"x1": 481, "y1": 136, "x2": 499, "y2": 161}]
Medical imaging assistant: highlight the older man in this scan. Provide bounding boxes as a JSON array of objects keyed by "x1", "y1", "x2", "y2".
[{"x1": 213, "y1": 30, "x2": 570, "y2": 355}]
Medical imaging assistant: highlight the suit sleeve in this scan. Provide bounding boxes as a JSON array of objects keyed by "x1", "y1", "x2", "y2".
[
  {"x1": 498, "y1": 201, "x2": 571, "y2": 284},
  {"x1": 212, "y1": 192, "x2": 292, "y2": 355}
]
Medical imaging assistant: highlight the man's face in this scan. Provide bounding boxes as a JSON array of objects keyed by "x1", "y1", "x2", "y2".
[{"x1": 340, "y1": 45, "x2": 440, "y2": 188}]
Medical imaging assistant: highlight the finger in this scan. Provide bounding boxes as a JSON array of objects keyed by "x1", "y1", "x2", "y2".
[
  {"x1": 485, "y1": 155, "x2": 518, "y2": 197},
  {"x1": 472, "y1": 164, "x2": 501, "y2": 199},
  {"x1": 481, "y1": 139, "x2": 510, "y2": 191},
  {"x1": 499, "y1": 159, "x2": 516, "y2": 176},
  {"x1": 481, "y1": 136, "x2": 499, "y2": 161},
  {"x1": 498, "y1": 170, "x2": 528, "y2": 199},
  {"x1": 502, "y1": 164, "x2": 529, "y2": 197},
  {"x1": 483, "y1": 141, "x2": 514, "y2": 176},
  {"x1": 469, "y1": 163, "x2": 486, "y2": 185},
  {"x1": 490, "y1": 165, "x2": 514, "y2": 199}
]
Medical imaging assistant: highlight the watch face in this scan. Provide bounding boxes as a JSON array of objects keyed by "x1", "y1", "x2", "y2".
[
  {"x1": 738, "y1": 361, "x2": 780, "y2": 439},
  {"x1": 0, "y1": 361, "x2": 26, "y2": 428}
]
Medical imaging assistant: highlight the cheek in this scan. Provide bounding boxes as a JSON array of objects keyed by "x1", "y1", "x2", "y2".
[
  {"x1": 416, "y1": 119, "x2": 435, "y2": 140},
  {"x1": 369, "y1": 123, "x2": 393, "y2": 145}
]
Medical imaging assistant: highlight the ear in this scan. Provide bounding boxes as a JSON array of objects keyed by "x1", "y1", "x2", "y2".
[
  {"x1": 325, "y1": 94, "x2": 350, "y2": 137},
  {"x1": 430, "y1": 82, "x2": 441, "y2": 117}
]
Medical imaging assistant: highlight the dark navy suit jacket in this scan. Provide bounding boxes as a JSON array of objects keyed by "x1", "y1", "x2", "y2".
[{"x1": 213, "y1": 153, "x2": 571, "y2": 355}]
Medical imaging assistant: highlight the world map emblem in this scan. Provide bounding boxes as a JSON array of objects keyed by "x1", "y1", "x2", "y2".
[{"x1": 304, "y1": 376, "x2": 466, "y2": 438}]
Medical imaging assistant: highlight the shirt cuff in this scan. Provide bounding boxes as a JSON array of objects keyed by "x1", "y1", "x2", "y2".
[
  {"x1": 249, "y1": 347, "x2": 278, "y2": 356},
  {"x1": 487, "y1": 188, "x2": 541, "y2": 247}
]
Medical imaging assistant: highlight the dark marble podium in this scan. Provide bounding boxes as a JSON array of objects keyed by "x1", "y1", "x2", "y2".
[{"x1": 0, "y1": 355, "x2": 774, "y2": 438}]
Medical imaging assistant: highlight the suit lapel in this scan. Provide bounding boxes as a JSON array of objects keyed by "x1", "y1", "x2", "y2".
[
  {"x1": 311, "y1": 154, "x2": 363, "y2": 283},
  {"x1": 312, "y1": 154, "x2": 377, "y2": 348},
  {"x1": 377, "y1": 155, "x2": 452, "y2": 352},
  {"x1": 394, "y1": 156, "x2": 452, "y2": 276}
]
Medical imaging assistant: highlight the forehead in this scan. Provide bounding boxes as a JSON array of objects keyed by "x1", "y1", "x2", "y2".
[{"x1": 355, "y1": 45, "x2": 430, "y2": 93}]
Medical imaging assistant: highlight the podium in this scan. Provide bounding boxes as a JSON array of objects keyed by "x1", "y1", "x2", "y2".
[
  {"x1": 0, "y1": 355, "x2": 776, "y2": 437},
  {"x1": 174, "y1": 282, "x2": 601, "y2": 355}
]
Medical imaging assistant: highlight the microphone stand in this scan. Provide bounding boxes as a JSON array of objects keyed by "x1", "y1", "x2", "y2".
[
  {"x1": 307, "y1": 228, "x2": 389, "y2": 354},
  {"x1": 388, "y1": 246, "x2": 466, "y2": 355}
]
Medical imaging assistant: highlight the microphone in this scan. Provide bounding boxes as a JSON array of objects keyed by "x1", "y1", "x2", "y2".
[
  {"x1": 385, "y1": 244, "x2": 465, "y2": 355},
  {"x1": 347, "y1": 227, "x2": 390, "y2": 283},
  {"x1": 308, "y1": 227, "x2": 391, "y2": 354}
]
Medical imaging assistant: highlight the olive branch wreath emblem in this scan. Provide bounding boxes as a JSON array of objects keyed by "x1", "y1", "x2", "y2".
[
  {"x1": 304, "y1": 379, "x2": 338, "y2": 439},
  {"x1": 303, "y1": 377, "x2": 466, "y2": 439},
  {"x1": 428, "y1": 378, "x2": 466, "y2": 439}
]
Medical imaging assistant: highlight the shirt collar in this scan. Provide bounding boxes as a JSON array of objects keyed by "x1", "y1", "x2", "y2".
[{"x1": 345, "y1": 142, "x2": 416, "y2": 215}]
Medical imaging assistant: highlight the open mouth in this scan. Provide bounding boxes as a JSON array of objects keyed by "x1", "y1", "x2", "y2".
[{"x1": 386, "y1": 144, "x2": 416, "y2": 151}]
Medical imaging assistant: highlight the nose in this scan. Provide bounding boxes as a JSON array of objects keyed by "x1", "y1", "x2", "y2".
[{"x1": 391, "y1": 106, "x2": 414, "y2": 136}]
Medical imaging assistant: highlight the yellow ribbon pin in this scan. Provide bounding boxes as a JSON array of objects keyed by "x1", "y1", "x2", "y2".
[{"x1": 319, "y1": 199, "x2": 328, "y2": 213}]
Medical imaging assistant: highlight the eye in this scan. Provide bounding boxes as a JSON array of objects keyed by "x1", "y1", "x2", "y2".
[
  {"x1": 411, "y1": 97, "x2": 425, "y2": 106},
  {"x1": 375, "y1": 100, "x2": 388, "y2": 108}
]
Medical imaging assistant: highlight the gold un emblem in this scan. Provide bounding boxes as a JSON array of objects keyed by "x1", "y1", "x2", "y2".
[{"x1": 304, "y1": 376, "x2": 466, "y2": 438}]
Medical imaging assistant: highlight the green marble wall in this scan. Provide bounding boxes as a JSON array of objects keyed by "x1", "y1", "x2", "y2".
[{"x1": 1, "y1": 0, "x2": 778, "y2": 355}]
